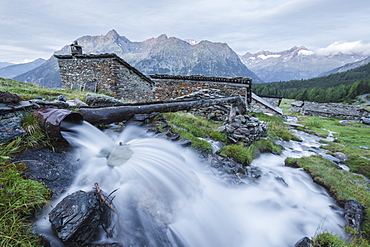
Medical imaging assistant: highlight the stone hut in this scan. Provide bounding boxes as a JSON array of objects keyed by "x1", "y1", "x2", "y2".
[
  {"x1": 290, "y1": 101, "x2": 370, "y2": 119},
  {"x1": 150, "y1": 74, "x2": 283, "y2": 115},
  {"x1": 55, "y1": 53, "x2": 154, "y2": 103},
  {"x1": 150, "y1": 74, "x2": 252, "y2": 102}
]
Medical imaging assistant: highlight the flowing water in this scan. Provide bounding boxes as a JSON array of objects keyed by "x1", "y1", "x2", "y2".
[{"x1": 35, "y1": 121, "x2": 346, "y2": 247}]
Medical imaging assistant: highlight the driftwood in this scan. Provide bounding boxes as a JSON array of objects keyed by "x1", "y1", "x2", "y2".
[{"x1": 78, "y1": 96, "x2": 246, "y2": 125}]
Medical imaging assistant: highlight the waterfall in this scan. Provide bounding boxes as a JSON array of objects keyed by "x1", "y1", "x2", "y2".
[{"x1": 35, "y1": 121, "x2": 345, "y2": 247}]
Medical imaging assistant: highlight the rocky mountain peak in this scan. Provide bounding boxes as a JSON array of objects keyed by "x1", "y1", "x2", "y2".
[
  {"x1": 15, "y1": 30, "x2": 262, "y2": 87},
  {"x1": 105, "y1": 29, "x2": 120, "y2": 39},
  {"x1": 157, "y1": 34, "x2": 168, "y2": 41}
]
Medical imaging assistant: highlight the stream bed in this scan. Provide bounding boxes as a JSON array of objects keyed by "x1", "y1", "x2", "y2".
[{"x1": 34, "y1": 121, "x2": 346, "y2": 247}]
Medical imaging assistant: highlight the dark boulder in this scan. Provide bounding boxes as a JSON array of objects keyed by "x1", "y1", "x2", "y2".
[
  {"x1": 344, "y1": 200, "x2": 366, "y2": 233},
  {"x1": 49, "y1": 190, "x2": 109, "y2": 246},
  {"x1": 0, "y1": 91, "x2": 21, "y2": 105},
  {"x1": 294, "y1": 237, "x2": 312, "y2": 247}
]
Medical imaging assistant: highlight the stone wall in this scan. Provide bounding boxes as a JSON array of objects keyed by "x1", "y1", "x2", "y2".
[
  {"x1": 151, "y1": 75, "x2": 283, "y2": 115},
  {"x1": 151, "y1": 75, "x2": 251, "y2": 102},
  {"x1": 55, "y1": 54, "x2": 154, "y2": 103},
  {"x1": 290, "y1": 101, "x2": 370, "y2": 119}
]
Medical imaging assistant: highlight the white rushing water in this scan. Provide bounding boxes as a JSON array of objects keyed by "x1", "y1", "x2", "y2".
[{"x1": 36, "y1": 121, "x2": 346, "y2": 247}]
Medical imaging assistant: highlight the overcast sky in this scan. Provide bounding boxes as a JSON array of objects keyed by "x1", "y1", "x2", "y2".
[{"x1": 1, "y1": 0, "x2": 370, "y2": 63}]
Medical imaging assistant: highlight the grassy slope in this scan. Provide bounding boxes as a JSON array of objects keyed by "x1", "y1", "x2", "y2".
[
  {"x1": 0, "y1": 77, "x2": 89, "y2": 246},
  {"x1": 0, "y1": 77, "x2": 87, "y2": 101}
]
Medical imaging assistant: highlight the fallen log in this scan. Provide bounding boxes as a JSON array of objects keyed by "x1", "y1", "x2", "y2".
[{"x1": 78, "y1": 96, "x2": 246, "y2": 125}]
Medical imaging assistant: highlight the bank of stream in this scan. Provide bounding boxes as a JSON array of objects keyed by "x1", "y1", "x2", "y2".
[{"x1": 29, "y1": 116, "x2": 353, "y2": 247}]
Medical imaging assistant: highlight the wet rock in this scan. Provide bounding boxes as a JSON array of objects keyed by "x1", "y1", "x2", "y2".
[
  {"x1": 321, "y1": 153, "x2": 341, "y2": 164},
  {"x1": 49, "y1": 190, "x2": 107, "y2": 246},
  {"x1": 57, "y1": 95, "x2": 67, "y2": 102},
  {"x1": 275, "y1": 176, "x2": 289, "y2": 187},
  {"x1": 127, "y1": 113, "x2": 161, "y2": 126},
  {"x1": 294, "y1": 236, "x2": 312, "y2": 247},
  {"x1": 336, "y1": 164, "x2": 350, "y2": 171},
  {"x1": 13, "y1": 147, "x2": 78, "y2": 196},
  {"x1": 176, "y1": 138, "x2": 192, "y2": 147},
  {"x1": 332, "y1": 152, "x2": 348, "y2": 163},
  {"x1": 246, "y1": 166, "x2": 263, "y2": 179},
  {"x1": 132, "y1": 113, "x2": 150, "y2": 122},
  {"x1": 107, "y1": 144, "x2": 133, "y2": 166},
  {"x1": 0, "y1": 112, "x2": 26, "y2": 143},
  {"x1": 168, "y1": 132, "x2": 181, "y2": 141},
  {"x1": 344, "y1": 200, "x2": 366, "y2": 233}
]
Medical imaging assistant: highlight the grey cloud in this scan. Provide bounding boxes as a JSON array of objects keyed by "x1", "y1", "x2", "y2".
[{"x1": 1, "y1": 0, "x2": 370, "y2": 62}]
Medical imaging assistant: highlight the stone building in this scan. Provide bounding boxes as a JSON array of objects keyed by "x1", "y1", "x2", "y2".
[
  {"x1": 55, "y1": 53, "x2": 154, "y2": 103},
  {"x1": 151, "y1": 74, "x2": 282, "y2": 115},
  {"x1": 55, "y1": 48, "x2": 282, "y2": 115},
  {"x1": 150, "y1": 74, "x2": 252, "y2": 101}
]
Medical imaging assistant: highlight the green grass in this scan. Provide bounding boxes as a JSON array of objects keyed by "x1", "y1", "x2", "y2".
[
  {"x1": 296, "y1": 116, "x2": 370, "y2": 178},
  {"x1": 253, "y1": 112, "x2": 300, "y2": 141},
  {"x1": 219, "y1": 144, "x2": 258, "y2": 165},
  {"x1": 0, "y1": 166, "x2": 50, "y2": 246},
  {"x1": 285, "y1": 156, "x2": 370, "y2": 245},
  {"x1": 163, "y1": 112, "x2": 285, "y2": 165},
  {"x1": 219, "y1": 138, "x2": 282, "y2": 165},
  {"x1": 0, "y1": 77, "x2": 88, "y2": 101},
  {"x1": 163, "y1": 112, "x2": 227, "y2": 152},
  {"x1": 0, "y1": 112, "x2": 54, "y2": 246},
  {"x1": 279, "y1": 98, "x2": 296, "y2": 115},
  {"x1": 313, "y1": 232, "x2": 370, "y2": 247}
]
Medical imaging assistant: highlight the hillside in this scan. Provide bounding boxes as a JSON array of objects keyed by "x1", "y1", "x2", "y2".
[
  {"x1": 253, "y1": 61, "x2": 370, "y2": 103},
  {"x1": 14, "y1": 57, "x2": 61, "y2": 88},
  {"x1": 0, "y1": 58, "x2": 45, "y2": 79}
]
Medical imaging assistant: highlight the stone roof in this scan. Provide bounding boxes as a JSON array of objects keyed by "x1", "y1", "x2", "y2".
[
  {"x1": 54, "y1": 53, "x2": 154, "y2": 85},
  {"x1": 252, "y1": 93, "x2": 283, "y2": 115},
  {"x1": 150, "y1": 74, "x2": 252, "y2": 85}
]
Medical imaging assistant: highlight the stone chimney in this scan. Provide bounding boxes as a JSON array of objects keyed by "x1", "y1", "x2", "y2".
[{"x1": 70, "y1": 40, "x2": 82, "y2": 55}]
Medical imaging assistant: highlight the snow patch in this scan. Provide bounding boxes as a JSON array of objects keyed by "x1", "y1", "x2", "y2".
[
  {"x1": 257, "y1": 54, "x2": 281, "y2": 60},
  {"x1": 298, "y1": 50, "x2": 315, "y2": 56},
  {"x1": 184, "y1": 39, "x2": 199, "y2": 45}
]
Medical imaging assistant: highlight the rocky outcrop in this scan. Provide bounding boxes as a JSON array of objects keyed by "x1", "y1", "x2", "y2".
[
  {"x1": 344, "y1": 200, "x2": 366, "y2": 234},
  {"x1": 218, "y1": 115, "x2": 268, "y2": 146},
  {"x1": 0, "y1": 96, "x2": 87, "y2": 144},
  {"x1": 290, "y1": 101, "x2": 370, "y2": 119}
]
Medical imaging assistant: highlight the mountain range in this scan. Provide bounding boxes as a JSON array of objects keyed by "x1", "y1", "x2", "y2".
[
  {"x1": 15, "y1": 30, "x2": 261, "y2": 88},
  {"x1": 3, "y1": 30, "x2": 370, "y2": 88},
  {"x1": 239, "y1": 46, "x2": 368, "y2": 82},
  {"x1": 0, "y1": 58, "x2": 45, "y2": 79}
]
